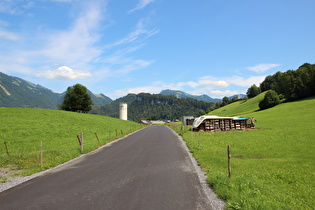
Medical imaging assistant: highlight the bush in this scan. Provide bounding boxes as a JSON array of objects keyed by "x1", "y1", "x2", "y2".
[{"x1": 259, "y1": 90, "x2": 280, "y2": 110}]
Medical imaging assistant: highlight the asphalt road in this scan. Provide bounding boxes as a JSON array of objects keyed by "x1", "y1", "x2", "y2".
[{"x1": 0, "y1": 126, "x2": 222, "y2": 210}]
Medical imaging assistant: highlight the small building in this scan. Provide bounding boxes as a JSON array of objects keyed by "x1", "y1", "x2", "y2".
[
  {"x1": 192, "y1": 115, "x2": 254, "y2": 132},
  {"x1": 182, "y1": 116, "x2": 195, "y2": 125}
]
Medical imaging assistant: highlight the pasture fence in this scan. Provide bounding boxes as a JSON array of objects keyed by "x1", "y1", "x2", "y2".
[{"x1": 0, "y1": 125, "x2": 143, "y2": 171}]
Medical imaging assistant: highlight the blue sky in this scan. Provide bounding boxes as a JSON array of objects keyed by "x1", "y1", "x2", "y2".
[{"x1": 0, "y1": 0, "x2": 314, "y2": 99}]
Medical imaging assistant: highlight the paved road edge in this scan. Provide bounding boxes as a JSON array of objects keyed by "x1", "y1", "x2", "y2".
[
  {"x1": 167, "y1": 126, "x2": 225, "y2": 210},
  {"x1": 0, "y1": 128, "x2": 146, "y2": 193}
]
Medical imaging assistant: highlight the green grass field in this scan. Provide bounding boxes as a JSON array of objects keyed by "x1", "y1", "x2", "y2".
[
  {"x1": 0, "y1": 108, "x2": 146, "y2": 178},
  {"x1": 172, "y1": 95, "x2": 315, "y2": 209}
]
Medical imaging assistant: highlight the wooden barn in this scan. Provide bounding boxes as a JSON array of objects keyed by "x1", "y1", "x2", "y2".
[{"x1": 191, "y1": 115, "x2": 255, "y2": 132}]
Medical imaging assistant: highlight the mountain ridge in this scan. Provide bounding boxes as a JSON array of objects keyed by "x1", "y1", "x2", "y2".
[{"x1": 0, "y1": 72, "x2": 112, "y2": 109}]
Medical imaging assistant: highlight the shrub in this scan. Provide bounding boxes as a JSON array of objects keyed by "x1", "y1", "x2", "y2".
[{"x1": 259, "y1": 90, "x2": 280, "y2": 110}]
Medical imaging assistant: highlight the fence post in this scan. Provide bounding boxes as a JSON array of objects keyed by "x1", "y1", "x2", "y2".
[
  {"x1": 227, "y1": 145, "x2": 232, "y2": 178},
  {"x1": 198, "y1": 131, "x2": 200, "y2": 148},
  {"x1": 4, "y1": 141, "x2": 10, "y2": 156},
  {"x1": 77, "y1": 134, "x2": 83, "y2": 153},
  {"x1": 95, "y1": 132, "x2": 101, "y2": 144},
  {"x1": 40, "y1": 141, "x2": 43, "y2": 168}
]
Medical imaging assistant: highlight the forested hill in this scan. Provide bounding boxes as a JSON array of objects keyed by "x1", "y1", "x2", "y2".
[
  {"x1": 0, "y1": 72, "x2": 112, "y2": 109},
  {"x1": 91, "y1": 93, "x2": 214, "y2": 121}
]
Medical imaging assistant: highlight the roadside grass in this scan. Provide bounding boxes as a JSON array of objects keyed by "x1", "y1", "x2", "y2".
[
  {"x1": 0, "y1": 108, "x2": 146, "y2": 177},
  {"x1": 171, "y1": 96, "x2": 315, "y2": 209}
]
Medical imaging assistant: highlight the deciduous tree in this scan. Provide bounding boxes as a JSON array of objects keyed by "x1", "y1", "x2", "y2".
[{"x1": 60, "y1": 84, "x2": 93, "y2": 113}]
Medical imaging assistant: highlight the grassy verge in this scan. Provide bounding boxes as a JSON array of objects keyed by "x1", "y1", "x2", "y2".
[
  {"x1": 170, "y1": 96, "x2": 315, "y2": 209},
  {"x1": 0, "y1": 108, "x2": 146, "y2": 177}
]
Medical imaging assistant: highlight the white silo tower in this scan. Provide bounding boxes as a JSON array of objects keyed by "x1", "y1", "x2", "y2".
[{"x1": 119, "y1": 103, "x2": 128, "y2": 120}]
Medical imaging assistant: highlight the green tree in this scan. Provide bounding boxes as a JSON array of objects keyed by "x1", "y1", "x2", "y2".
[
  {"x1": 222, "y1": 96, "x2": 230, "y2": 106},
  {"x1": 259, "y1": 90, "x2": 280, "y2": 110},
  {"x1": 60, "y1": 84, "x2": 93, "y2": 113},
  {"x1": 246, "y1": 84, "x2": 261, "y2": 98}
]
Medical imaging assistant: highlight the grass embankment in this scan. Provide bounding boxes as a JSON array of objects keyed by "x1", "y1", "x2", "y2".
[
  {"x1": 0, "y1": 108, "x2": 146, "y2": 178},
  {"x1": 172, "y1": 95, "x2": 315, "y2": 209}
]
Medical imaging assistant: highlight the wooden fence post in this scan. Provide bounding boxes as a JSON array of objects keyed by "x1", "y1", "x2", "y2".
[
  {"x1": 227, "y1": 145, "x2": 232, "y2": 178},
  {"x1": 77, "y1": 134, "x2": 83, "y2": 153},
  {"x1": 94, "y1": 132, "x2": 101, "y2": 144},
  {"x1": 80, "y1": 132, "x2": 83, "y2": 153},
  {"x1": 198, "y1": 131, "x2": 200, "y2": 148},
  {"x1": 40, "y1": 141, "x2": 43, "y2": 168},
  {"x1": 4, "y1": 141, "x2": 10, "y2": 156}
]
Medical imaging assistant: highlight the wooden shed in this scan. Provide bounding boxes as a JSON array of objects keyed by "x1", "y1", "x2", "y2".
[{"x1": 192, "y1": 115, "x2": 253, "y2": 132}]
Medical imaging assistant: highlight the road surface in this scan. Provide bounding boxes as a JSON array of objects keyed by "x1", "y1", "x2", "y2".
[{"x1": 0, "y1": 126, "x2": 223, "y2": 210}]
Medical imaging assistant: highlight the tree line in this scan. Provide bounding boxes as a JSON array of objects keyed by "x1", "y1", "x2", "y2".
[{"x1": 246, "y1": 63, "x2": 315, "y2": 109}]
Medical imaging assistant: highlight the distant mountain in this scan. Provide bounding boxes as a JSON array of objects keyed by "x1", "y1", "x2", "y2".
[
  {"x1": 160, "y1": 89, "x2": 221, "y2": 103},
  {"x1": 0, "y1": 72, "x2": 112, "y2": 109},
  {"x1": 228, "y1": 94, "x2": 247, "y2": 100}
]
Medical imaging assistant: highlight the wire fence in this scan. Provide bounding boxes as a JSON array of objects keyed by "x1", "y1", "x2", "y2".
[{"x1": 0, "y1": 125, "x2": 144, "y2": 172}]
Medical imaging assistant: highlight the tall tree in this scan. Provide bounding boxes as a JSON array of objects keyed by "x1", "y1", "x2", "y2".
[{"x1": 60, "y1": 84, "x2": 93, "y2": 113}]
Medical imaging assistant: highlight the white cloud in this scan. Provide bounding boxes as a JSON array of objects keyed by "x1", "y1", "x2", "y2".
[
  {"x1": 246, "y1": 63, "x2": 280, "y2": 73},
  {"x1": 114, "y1": 85, "x2": 163, "y2": 97},
  {"x1": 0, "y1": 29, "x2": 19, "y2": 40},
  {"x1": 129, "y1": 0, "x2": 154, "y2": 13},
  {"x1": 107, "y1": 18, "x2": 159, "y2": 49},
  {"x1": 176, "y1": 81, "x2": 199, "y2": 88},
  {"x1": 0, "y1": 0, "x2": 35, "y2": 15},
  {"x1": 198, "y1": 76, "x2": 230, "y2": 88},
  {"x1": 36, "y1": 66, "x2": 92, "y2": 80},
  {"x1": 226, "y1": 75, "x2": 266, "y2": 87},
  {"x1": 116, "y1": 59, "x2": 154, "y2": 74},
  {"x1": 40, "y1": 1, "x2": 104, "y2": 66}
]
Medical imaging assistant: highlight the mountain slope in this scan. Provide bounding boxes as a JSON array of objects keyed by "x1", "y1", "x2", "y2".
[
  {"x1": 0, "y1": 72, "x2": 112, "y2": 109},
  {"x1": 160, "y1": 89, "x2": 221, "y2": 103},
  {"x1": 0, "y1": 72, "x2": 61, "y2": 109}
]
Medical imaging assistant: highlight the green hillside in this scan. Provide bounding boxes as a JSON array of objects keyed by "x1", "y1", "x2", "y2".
[
  {"x1": 172, "y1": 96, "x2": 315, "y2": 209},
  {"x1": 0, "y1": 108, "x2": 145, "y2": 179},
  {"x1": 207, "y1": 92, "x2": 266, "y2": 117}
]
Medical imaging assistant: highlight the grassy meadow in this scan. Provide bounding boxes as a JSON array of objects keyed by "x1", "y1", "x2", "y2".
[
  {"x1": 0, "y1": 108, "x2": 146, "y2": 178},
  {"x1": 172, "y1": 95, "x2": 315, "y2": 209}
]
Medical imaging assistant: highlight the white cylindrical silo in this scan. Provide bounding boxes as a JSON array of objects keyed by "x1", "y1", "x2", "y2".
[{"x1": 119, "y1": 103, "x2": 128, "y2": 120}]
